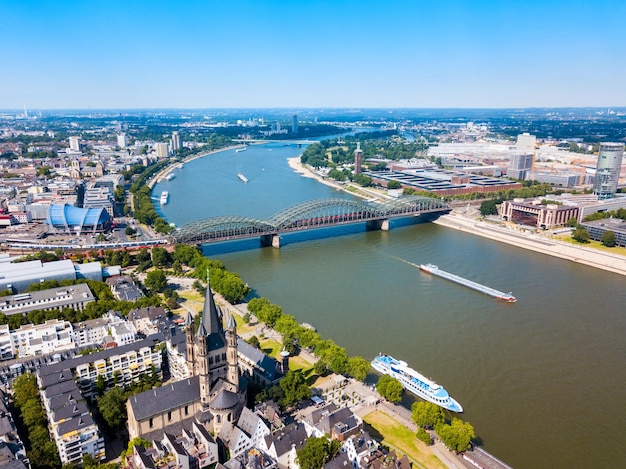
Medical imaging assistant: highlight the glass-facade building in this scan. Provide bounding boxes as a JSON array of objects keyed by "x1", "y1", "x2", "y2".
[{"x1": 593, "y1": 142, "x2": 625, "y2": 199}]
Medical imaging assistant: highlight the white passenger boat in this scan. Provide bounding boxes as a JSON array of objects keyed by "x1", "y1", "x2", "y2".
[{"x1": 371, "y1": 353, "x2": 463, "y2": 412}]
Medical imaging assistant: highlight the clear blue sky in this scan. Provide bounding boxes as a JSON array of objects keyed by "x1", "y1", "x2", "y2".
[{"x1": 2, "y1": 0, "x2": 625, "y2": 109}]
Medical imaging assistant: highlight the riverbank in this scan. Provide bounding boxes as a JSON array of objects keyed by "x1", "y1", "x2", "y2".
[
  {"x1": 287, "y1": 157, "x2": 626, "y2": 277},
  {"x1": 287, "y1": 157, "x2": 390, "y2": 201},
  {"x1": 434, "y1": 212, "x2": 626, "y2": 276},
  {"x1": 149, "y1": 144, "x2": 245, "y2": 189}
]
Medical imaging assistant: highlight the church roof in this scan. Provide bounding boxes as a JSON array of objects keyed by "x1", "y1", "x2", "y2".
[
  {"x1": 197, "y1": 280, "x2": 226, "y2": 350},
  {"x1": 200, "y1": 281, "x2": 223, "y2": 337},
  {"x1": 209, "y1": 389, "x2": 240, "y2": 410},
  {"x1": 129, "y1": 376, "x2": 200, "y2": 421}
]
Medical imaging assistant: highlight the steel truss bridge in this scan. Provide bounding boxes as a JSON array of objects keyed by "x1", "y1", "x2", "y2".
[{"x1": 171, "y1": 196, "x2": 450, "y2": 247}]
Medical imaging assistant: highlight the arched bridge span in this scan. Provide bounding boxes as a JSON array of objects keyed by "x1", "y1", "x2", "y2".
[{"x1": 171, "y1": 196, "x2": 450, "y2": 246}]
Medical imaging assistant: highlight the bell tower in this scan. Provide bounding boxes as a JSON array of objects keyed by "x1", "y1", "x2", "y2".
[{"x1": 226, "y1": 312, "x2": 239, "y2": 391}]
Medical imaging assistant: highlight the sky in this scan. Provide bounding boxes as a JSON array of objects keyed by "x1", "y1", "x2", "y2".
[{"x1": 1, "y1": 0, "x2": 625, "y2": 109}]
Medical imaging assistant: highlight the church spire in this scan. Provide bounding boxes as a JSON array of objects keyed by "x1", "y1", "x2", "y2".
[{"x1": 198, "y1": 268, "x2": 222, "y2": 337}]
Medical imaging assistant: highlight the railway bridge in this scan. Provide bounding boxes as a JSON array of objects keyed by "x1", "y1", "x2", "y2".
[{"x1": 171, "y1": 196, "x2": 450, "y2": 248}]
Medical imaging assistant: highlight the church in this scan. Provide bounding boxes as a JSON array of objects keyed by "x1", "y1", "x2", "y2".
[{"x1": 127, "y1": 279, "x2": 246, "y2": 440}]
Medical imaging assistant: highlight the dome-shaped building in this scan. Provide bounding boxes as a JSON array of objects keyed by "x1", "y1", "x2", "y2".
[{"x1": 45, "y1": 204, "x2": 111, "y2": 235}]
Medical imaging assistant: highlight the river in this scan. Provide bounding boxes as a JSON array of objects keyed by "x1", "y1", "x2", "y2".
[{"x1": 154, "y1": 142, "x2": 626, "y2": 469}]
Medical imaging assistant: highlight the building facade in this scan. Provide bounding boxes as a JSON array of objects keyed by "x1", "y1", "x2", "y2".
[
  {"x1": 501, "y1": 198, "x2": 580, "y2": 229},
  {"x1": 593, "y1": 142, "x2": 625, "y2": 199}
]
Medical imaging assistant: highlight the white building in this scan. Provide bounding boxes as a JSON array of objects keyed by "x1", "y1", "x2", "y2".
[
  {"x1": 117, "y1": 133, "x2": 128, "y2": 148},
  {"x1": 155, "y1": 142, "x2": 170, "y2": 157},
  {"x1": 9, "y1": 319, "x2": 75, "y2": 359},
  {"x1": 68, "y1": 136, "x2": 81, "y2": 152},
  {"x1": 171, "y1": 131, "x2": 181, "y2": 151}
]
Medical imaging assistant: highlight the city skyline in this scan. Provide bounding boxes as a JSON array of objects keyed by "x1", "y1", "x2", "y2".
[{"x1": 2, "y1": 0, "x2": 625, "y2": 110}]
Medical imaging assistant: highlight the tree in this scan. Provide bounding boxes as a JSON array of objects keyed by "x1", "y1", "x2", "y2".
[
  {"x1": 296, "y1": 437, "x2": 341, "y2": 469},
  {"x1": 479, "y1": 199, "x2": 498, "y2": 216},
  {"x1": 346, "y1": 356, "x2": 370, "y2": 381},
  {"x1": 246, "y1": 335, "x2": 261, "y2": 348},
  {"x1": 386, "y1": 180, "x2": 402, "y2": 190},
  {"x1": 376, "y1": 374, "x2": 403, "y2": 403},
  {"x1": 144, "y1": 270, "x2": 167, "y2": 293},
  {"x1": 279, "y1": 370, "x2": 311, "y2": 407},
  {"x1": 436, "y1": 418, "x2": 475, "y2": 453},
  {"x1": 411, "y1": 401, "x2": 445, "y2": 429},
  {"x1": 355, "y1": 174, "x2": 373, "y2": 187},
  {"x1": 151, "y1": 247, "x2": 170, "y2": 267},
  {"x1": 601, "y1": 230, "x2": 616, "y2": 247},
  {"x1": 125, "y1": 226, "x2": 137, "y2": 236},
  {"x1": 572, "y1": 227, "x2": 590, "y2": 243},
  {"x1": 416, "y1": 427, "x2": 433, "y2": 445},
  {"x1": 97, "y1": 386, "x2": 128, "y2": 429},
  {"x1": 566, "y1": 217, "x2": 579, "y2": 228}
]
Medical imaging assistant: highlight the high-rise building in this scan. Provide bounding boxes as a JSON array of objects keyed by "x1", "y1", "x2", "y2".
[
  {"x1": 68, "y1": 136, "x2": 81, "y2": 152},
  {"x1": 117, "y1": 133, "x2": 128, "y2": 148},
  {"x1": 292, "y1": 114, "x2": 298, "y2": 134},
  {"x1": 155, "y1": 142, "x2": 170, "y2": 157},
  {"x1": 171, "y1": 131, "x2": 181, "y2": 151},
  {"x1": 593, "y1": 142, "x2": 625, "y2": 199},
  {"x1": 354, "y1": 142, "x2": 363, "y2": 175},
  {"x1": 516, "y1": 133, "x2": 536, "y2": 153},
  {"x1": 508, "y1": 154, "x2": 534, "y2": 180}
]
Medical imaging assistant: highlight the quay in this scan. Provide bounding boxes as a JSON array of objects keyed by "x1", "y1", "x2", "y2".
[{"x1": 420, "y1": 263, "x2": 516, "y2": 302}]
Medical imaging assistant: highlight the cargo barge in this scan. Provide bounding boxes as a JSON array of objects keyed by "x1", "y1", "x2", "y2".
[{"x1": 420, "y1": 263, "x2": 516, "y2": 302}]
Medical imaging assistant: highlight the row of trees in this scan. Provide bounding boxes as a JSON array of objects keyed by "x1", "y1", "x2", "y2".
[
  {"x1": 411, "y1": 401, "x2": 475, "y2": 453},
  {"x1": 12, "y1": 373, "x2": 61, "y2": 468},
  {"x1": 246, "y1": 297, "x2": 371, "y2": 381}
]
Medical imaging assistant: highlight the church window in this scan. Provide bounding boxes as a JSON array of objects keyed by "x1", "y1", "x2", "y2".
[
  {"x1": 168, "y1": 411, "x2": 172, "y2": 421},
  {"x1": 209, "y1": 357, "x2": 214, "y2": 365},
  {"x1": 216, "y1": 414, "x2": 221, "y2": 424},
  {"x1": 149, "y1": 418, "x2": 153, "y2": 428},
  {"x1": 222, "y1": 353, "x2": 226, "y2": 361},
  {"x1": 185, "y1": 405, "x2": 189, "y2": 416},
  {"x1": 215, "y1": 355, "x2": 220, "y2": 363}
]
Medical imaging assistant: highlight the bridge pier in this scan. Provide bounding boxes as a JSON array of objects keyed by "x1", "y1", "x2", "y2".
[
  {"x1": 260, "y1": 234, "x2": 281, "y2": 248},
  {"x1": 366, "y1": 219, "x2": 390, "y2": 231}
]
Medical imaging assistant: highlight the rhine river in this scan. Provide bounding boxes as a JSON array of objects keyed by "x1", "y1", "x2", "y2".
[{"x1": 154, "y1": 143, "x2": 626, "y2": 469}]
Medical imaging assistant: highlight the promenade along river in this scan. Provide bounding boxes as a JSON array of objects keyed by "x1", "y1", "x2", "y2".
[{"x1": 155, "y1": 143, "x2": 626, "y2": 469}]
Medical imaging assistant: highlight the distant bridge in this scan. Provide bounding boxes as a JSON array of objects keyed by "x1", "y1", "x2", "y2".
[
  {"x1": 232, "y1": 138, "x2": 319, "y2": 145},
  {"x1": 171, "y1": 196, "x2": 450, "y2": 248}
]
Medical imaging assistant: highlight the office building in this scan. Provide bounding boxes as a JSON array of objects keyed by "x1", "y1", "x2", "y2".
[
  {"x1": 171, "y1": 131, "x2": 181, "y2": 151},
  {"x1": 508, "y1": 154, "x2": 534, "y2": 180},
  {"x1": 593, "y1": 142, "x2": 624, "y2": 199},
  {"x1": 117, "y1": 133, "x2": 128, "y2": 148},
  {"x1": 516, "y1": 133, "x2": 536, "y2": 153},
  {"x1": 156, "y1": 142, "x2": 170, "y2": 157},
  {"x1": 68, "y1": 136, "x2": 81, "y2": 152}
]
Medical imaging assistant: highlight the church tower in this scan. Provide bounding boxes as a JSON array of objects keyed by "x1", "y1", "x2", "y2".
[
  {"x1": 196, "y1": 317, "x2": 211, "y2": 407},
  {"x1": 185, "y1": 312, "x2": 195, "y2": 376},
  {"x1": 226, "y1": 312, "x2": 239, "y2": 391}
]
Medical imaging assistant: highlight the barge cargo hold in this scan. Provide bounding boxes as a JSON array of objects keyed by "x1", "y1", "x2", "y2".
[{"x1": 420, "y1": 263, "x2": 516, "y2": 302}]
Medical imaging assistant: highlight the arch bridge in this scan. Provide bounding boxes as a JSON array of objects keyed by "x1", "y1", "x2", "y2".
[{"x1": 171, "y1": 196, "x2": 450, "y2": 248}]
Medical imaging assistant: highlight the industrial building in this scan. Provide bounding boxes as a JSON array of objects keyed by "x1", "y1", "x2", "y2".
[
  {"x1": 365, "y1": 168, "x2": 521, "y2": 196},
  {"x1": 0, "y1": 259, "x2": 103, "y2": 293}
]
